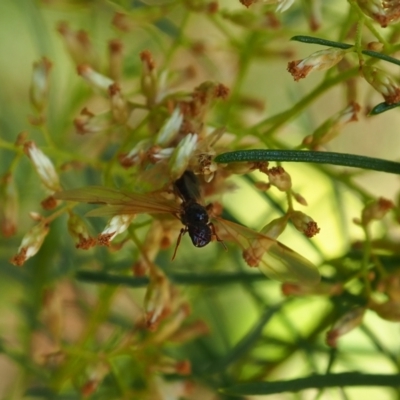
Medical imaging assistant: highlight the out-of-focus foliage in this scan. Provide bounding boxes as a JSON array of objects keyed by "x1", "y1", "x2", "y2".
[{"x1": 1, "y1": 0, "x2": 400, "y2": 399}]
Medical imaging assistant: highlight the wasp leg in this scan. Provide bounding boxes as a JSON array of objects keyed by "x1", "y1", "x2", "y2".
[
  {"x1": 172, "y1": 227, "x2": 187, "y2": 260},
  {"x1": 209, "y1": 222, "x2": 227, "y2": 250}
]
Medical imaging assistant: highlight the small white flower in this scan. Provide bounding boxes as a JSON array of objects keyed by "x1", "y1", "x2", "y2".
[
  {"x1": 155, "y1": 108, "x2": 183, "y2": 146},
  {"x1": 168, "y1": 133, "x2": 198, "y2": 180},
  {"x1": 24, "y1": 141, "x2": 61, "y2": 193}
]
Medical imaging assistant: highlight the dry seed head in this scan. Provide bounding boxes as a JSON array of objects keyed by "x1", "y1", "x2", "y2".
[
  {"x1": 287, "y1": 48, "x2": 346, "y2": 81},
  {"x1": 24, "y1": 141, "x2": 61, "y2": 193},
  {"x1": 10, "y1": 222, "x2": 50, "y2": 266}
]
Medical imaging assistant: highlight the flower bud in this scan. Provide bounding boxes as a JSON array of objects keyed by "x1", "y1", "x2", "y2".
[
  {"x1": 152, "y1": 304, "x2": 191, "y2": 344},
  {"x1": 155, "y1": 108, "x2": 183, "y2": 147},
  {"x1": 357, "y1": 0, "x2": 400, "y2": 27},
  {"x1": 0, "y1": 174, "x2": 18, "y2": 237},
  {"x1": 24, "y1": 141, "x2": 61, "y2": 193},
  {"x1": 140, "y1": 50, "x2": 158, "y2": 106},
  {"x1": 77, "y1": 64, "x2": 114, "y2": 92},
  {"x1": 81, "y1": 362, "x2": 109, "y2": 397},
  {"x1": 112, "y1": 12, "x2": 135, "y2": 32},
  {"x1": 361, "y1": 197, "x2": 394, "y2": 226},
  {"x1": 362, "y1": 66, "x2": 400, "y2": 104},
  {"x1": 108, "y1": 39, "x2": 123, "y2": 81},
  {"x1": 74, "y1": 108, "x2": 111, "y2": 135},
  {"x1": 305, "y1": 102, "x2": 360, "y2": 148},
  {"x1": 29, "y1": 57, "x2": 52, "y2": 113},
  {"x1": 156, "y1": 357, "x2": 191, "y2": 375},
  {"x1": 287, "y1": 48, "x2": 346, "y2": 81},
  {"x1": 290, "y1": 211, "x2": 320, "y2": 237},
  {"x1": 168, "y1": 133, "x2": 198, "y2": 181},
  {"x1": 118, "y1": 139, "x2": 150, "y2": 168},
  {"x1": 326, "y1": 307, "x2": 365, "y2": 347},
  {"x1": 10, "y1": 222, "x2": 50, "y2": 266},
  {"x1": 57, "y1": 21, "x2": 97, "y2": 66},
  {"x1": 68, "y1": 213, "x2": 96, "y2": 250},
  {"x1": 267, "y1": 166, "x2": 292, "y2": 192},
  {"x1": 293, "y1": 191, "x2": 308, "y2": 206},
  {"x1": 108, "y1": 83, "x2": 128, "y2": 123},
  {"x1": 144, "y1": 271, "x2": 172, "y2": 331},
  {"x1": 97, "y1": 215, "x2": 135, "y2": 246}
]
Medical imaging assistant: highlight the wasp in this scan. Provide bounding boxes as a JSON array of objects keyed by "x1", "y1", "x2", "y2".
[{"x1": 55, "y1": 171, "x2": 319, "y2": 285}]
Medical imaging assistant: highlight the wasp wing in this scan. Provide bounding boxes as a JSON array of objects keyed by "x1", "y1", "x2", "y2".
[
  {"x1": 214, "y1": 217, "x2": 320, "y2": 286},
  {"x1": 55, "y1": 186, "x2": 180, "y2": 217}
]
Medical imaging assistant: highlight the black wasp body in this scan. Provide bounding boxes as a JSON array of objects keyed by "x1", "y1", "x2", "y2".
[{"x1": 174, "y1": 171, "x2": 213, "y2": 248}]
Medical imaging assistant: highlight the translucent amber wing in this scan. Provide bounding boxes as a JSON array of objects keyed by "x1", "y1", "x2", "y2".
[
  {"x1": 214, "y1": 217, "x2": 320, "y2": 285},
  {"x1": 55, "y1": 186, "x2": 180, "y2": 216}
]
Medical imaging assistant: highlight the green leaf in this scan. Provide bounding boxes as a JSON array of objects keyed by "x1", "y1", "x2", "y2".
[
  {"x1": 214, "y1": 150, "x2": 400, "y2": 175},
  {"x1": 370, "y1": 101, "x2": 400, "y2": 115},
  {"x1": 221, "y1": 372, "x2": 400, "y2": 396}
]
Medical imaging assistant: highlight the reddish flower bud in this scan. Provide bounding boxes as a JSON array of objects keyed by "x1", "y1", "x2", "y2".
[
  {"x1": 361, "y1": 197, "x2": 394, "y2": 226},
  {"x1": 290, "y1": 211, "x2": 320, "y2": 238}
]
